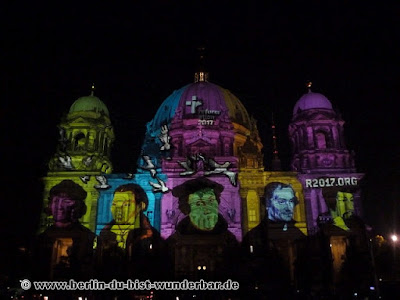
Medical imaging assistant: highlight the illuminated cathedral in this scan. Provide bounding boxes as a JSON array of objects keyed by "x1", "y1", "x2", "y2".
[{"x1": 37, "y1": 68, "x2": 370, "y2": 297}]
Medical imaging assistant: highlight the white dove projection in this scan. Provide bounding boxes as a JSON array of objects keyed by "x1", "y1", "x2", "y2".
[
  {"x1": 149, "y1": 176, "x2": 169, "y2": 193},
  {"x1": 58, "y1": 126, "x2": 66, "y2": 140},
  {"x1": 124, "y1": 173, "x2": 135, "y2": 179},
  {"x1": 158, "y1": 125, "x2": 171, "y2": 151},
  {"x1": 201, "y1": 157, "x2": 238, "y2": 186},
  {"x1": 82, "y1": 155, "x2": 94, "y2": 167},
  {"x1": 227, "y1": 208, "x2": 236, "y2": 221},
  {"x1": 58, "y1": 155, "x2": 74, "y2": 170},
  {"x1": 80, "y1": 175, "x2": 91, "y2": 184},
  {"x1": 140, "y1": 155, "x2": 157, "y2": 178},
  {"x1": 177, "y1": 155, "x2": 197, "y2": 176},
  {"x1": 94, "y1": 175, "x2": 110, "y2": 189},
  {"x1": 57, "y1": 127, "x2": 68, "y2": 152}
]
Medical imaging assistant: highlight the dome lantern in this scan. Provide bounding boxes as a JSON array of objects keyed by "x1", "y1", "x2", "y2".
[
  {"x1": 69, "y1": 85, "x2": 110, "y2": 117},
  {"x1": 292, "y1": 82, "x2": 333, "y2": 116},
  {"x1": 194, "y1": 46, "x2": 209, "y2": 83}
]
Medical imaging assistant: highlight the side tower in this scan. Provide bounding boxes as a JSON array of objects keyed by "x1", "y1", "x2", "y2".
[
  {"x1": 41, "y1": 86, "x2": 115, "y2": 232},
  {"x1": 289, "y1": 83, "x2": 363, "y2": 232},
  {"x1": 288, "y1": 82, "x2": 367, "y2": 288}
]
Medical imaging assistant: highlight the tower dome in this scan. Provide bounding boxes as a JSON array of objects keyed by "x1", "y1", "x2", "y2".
[
  {"x1": 69, "y1": 88, "x2": 109, "y2": 117},
  {"x1": 293, "y1": 84, "x2": 333, "y2": 116},
  {"x1": 48, "y1": 85, "x2": 114, "y2": 174},
  {"x1": 289, "y1": 83, "x2": 356, "y2": 174}
]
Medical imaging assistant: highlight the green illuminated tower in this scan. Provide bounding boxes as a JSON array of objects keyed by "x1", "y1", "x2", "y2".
[{"x1": 40, "y1": 85, "x2": 115, "y2": 232}]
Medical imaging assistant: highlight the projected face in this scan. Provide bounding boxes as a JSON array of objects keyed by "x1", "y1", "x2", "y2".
[
  {"x1": 336, "y1": 191, "x2": 354, "y2": 219},
  {"x1": 267, "y1": 186, "x2": 296, "y2": 222},
  {"x1": 111, "y1": 191, "x2": 137, "y2": 224},
  {"x1": 51, "y1": 193, "x2": 76, "y2": 225},
  {"x1": 188, "y1": 188, "x2": 219, "y2": 231}
]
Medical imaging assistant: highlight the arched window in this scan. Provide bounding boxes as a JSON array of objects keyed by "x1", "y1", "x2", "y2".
[
  {"x1": 74, "y1": 133, "x2": 86, "y2": 151},
  {"x1": 103, "y1": 137, "x2": 108, "y2": 153},
  {"x1": 316, "y1": 132, "x2": 327, "y2": 149},
  {"x1": 87, "y1": 132, "x2": 95, "y2": 151},
  {"x1": 246, "y1": 190, "x2": 260, "y2": 230}
]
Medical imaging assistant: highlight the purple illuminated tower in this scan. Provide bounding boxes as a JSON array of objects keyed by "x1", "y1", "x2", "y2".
[{"x1": 289, "y1": 82, "x2": 364, "y2": 233}]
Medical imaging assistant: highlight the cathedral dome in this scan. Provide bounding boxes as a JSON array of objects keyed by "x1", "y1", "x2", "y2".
[
  {"x1": 147, "y1": 81, "x2": 252, "y2": 134},
  {"x1": 293, "y1": 90, "x2": 333, "y2": 115},
  {"x1": 69, "y1": 92, "x2": 110, "y2": 117}
]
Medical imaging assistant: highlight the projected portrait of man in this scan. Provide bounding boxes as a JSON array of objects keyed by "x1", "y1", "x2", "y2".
[
  {"x1": 98, "y1": 183, "x2": 167, "y2": 280},
  {"x1": 336, "y1": 191, "x2": 354, "y2": 219},
  {"x1": 48, "y1": 179, "x2": 88, "y2": 228},
  {"x1": 241, "y1": 182, "x2": 306, "y2": 296},
  {"x1": 188, "y1": 187, "x2": 219, "y2": 230},
  {"x1": 35, "y1": 180, "x2": 95, "y2": 280},
  {"x1": 171, "y1": 177, "x2": 227, "y2": 233},
  {"x1": 322, "y1": 188, "x2": 354, "y2": 231},
  {"x1": 266, "y1": 182, "x2": 298, "y2": 223},
  {"x1": 101, "y1": 184, "x2": 148, "y2": 249},
  {"x1": 242, "y1": 182, "x2": 304, "y2": 252},
  {"x1": 167, "y1": 177, "x2": 239, "y2": 281}
]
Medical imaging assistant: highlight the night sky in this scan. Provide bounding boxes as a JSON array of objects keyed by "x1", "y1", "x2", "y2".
[{"x1": 2, "y1": 2, "x2": 399, "y2": 245}]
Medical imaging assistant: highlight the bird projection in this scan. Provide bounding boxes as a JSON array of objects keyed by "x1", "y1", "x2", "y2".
[{"x1": 95, "y1": 175, "x2": 111, "y2": 189}]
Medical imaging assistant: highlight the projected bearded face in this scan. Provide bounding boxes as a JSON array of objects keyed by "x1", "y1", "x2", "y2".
[
  {"x1": 111, "y1": 191, "x2": 138, "y2": 224},
  {"x1": 188, "y1": 188, "x2": 219, "y2": 231},
  {"x1": 51, "y1": 193, "x2": 76, "y2": 225},
  {"x1": 336, "y1": 191, "x2": 354, "y2": 219},
  {"x1": 267, "y1": 186, "x2": 296, "y2": 222}
]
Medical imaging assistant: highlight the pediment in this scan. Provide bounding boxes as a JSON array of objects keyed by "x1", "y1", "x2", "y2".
[
  {"x1": 185, "y1": 136, "x2": 213, "y2": 146},
  {"x1": 65, "y1": 116, "x2": 91, "y2": 124},
  {"x1": 309, "y1": 113, "x2": 330, "y2": 120},
  {"x1": 186, "y1": 137, "x2": 213, "y2": 148}
]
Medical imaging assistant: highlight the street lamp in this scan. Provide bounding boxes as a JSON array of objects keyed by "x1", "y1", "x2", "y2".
[
  {"x1": 390, "y1": 234, "x2": 398, "y2": 281},
  {"x1": 391, "y1": 234, "x2": 398, "y2": 243}
]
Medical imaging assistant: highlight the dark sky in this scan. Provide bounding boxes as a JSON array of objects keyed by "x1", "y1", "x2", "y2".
[{"x1": 2, "y1": 1, "x2": 399, "y2": 242}]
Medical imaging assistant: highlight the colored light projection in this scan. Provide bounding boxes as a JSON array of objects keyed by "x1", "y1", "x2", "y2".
[
  {"x1": 264, "y1": 181, "x2": 306, "y2": 235},
  {"x1": 37, "y1": 180, "x2": 96, "y2": 279},
  {"x1": 166, "y1": 177, "x2": 239, "y2": 280},
  {"x1": 48, "y1": 88, "x2": 114, "y2": 176},
  {"x1": 139, "y1": 81, "x2": 255, "y2": 241},
  {"x1": 48, "y1": 123, "x2": 113, "y2": 174},
  {"x1": 171, "y1": 177, "x2": 225, "y2": 232},
  {"x1": 177, "y1": 154, "x2": 237, "y2": 186},
  {"x1": 188, "y1": 188, "x2": 219, "y2": 231},
  {"x1": 266, "y1": 182, "x2": 298, "y2": 223},
  {"x1": 97, "y1": 183, "x2": 147, "y2": 248},
  {"x1": 48, "y1": 180, "x2": 88, "y2": 227},
  {"x1": 322, "y1": 188, "x2": 355, "y2": 231},
  {"x1": 95, "y1": 175, "x2": 164, "y2": 248},
  {"x1": 299, "y1": 175, "x2": 362, "y2": 231},
  {"x1": 41, "y1": 178, "x2": 99, "y2": 232}
]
